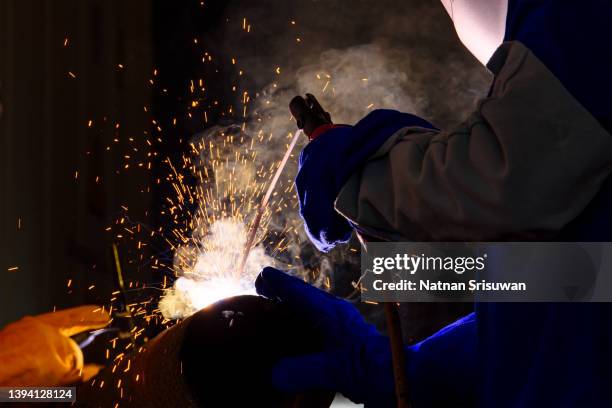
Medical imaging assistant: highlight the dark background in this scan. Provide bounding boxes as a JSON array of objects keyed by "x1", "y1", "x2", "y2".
[{"x1": 0, "y1": 0, "x2": 484, "y2": 328}]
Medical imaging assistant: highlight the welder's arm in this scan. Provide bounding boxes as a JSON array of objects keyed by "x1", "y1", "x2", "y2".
[
  {"x1": 256, "y1": 267, "x2": 477, "y2": 407},
  {"x1": 0, "y1": 306, "x2": 110, "y2": 386},
  {"x1": 335, "y1": 41, "x2": 612, "y2": 241}
]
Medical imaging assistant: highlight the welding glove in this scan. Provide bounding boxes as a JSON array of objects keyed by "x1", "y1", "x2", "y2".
[
  {"x1": 256, "y1": 267, "x2": 478, "y2": 407},
  {"x1": 0, "y1": 305, "x2": 111, "y2": 386},
  {"x1": 295, "y1": 108, "x2": 436, "y2": 252}
]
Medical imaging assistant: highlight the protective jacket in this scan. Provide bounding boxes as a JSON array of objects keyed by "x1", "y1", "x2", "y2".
[
  {"x1": 297, "y1": 40, "x2": 612, "y2": 406},
  {"x1": 298, "y1": 0, "x2": 612, "y2": 404},
  {"x1": 334, "y1": 42, "x2": 612, "y2": 242},
  {"x1": 348, "y1": 42, "x2": 612, "y2": 408}
]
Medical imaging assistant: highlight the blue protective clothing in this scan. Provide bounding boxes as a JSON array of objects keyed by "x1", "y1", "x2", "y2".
[
  {"x1": 481, "y1": 1, "x2": 612, "y2": 407},
  {"x1": 296, "y1": 0, "x2": 612, "y2": 251},
  {"x1": 255, "y1": 267, "x2": 477, "y2": 408},
  {"x1": 291, "y1": 1, "x2": 612, "y2": 407}
]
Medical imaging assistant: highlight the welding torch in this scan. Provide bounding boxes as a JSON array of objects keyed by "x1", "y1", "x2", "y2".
[
  {"x1": 290, "y1": 93, "x2": 411, "y2": 408},
  {"x1": 289, "y1": 93, "x2": 333, "y2": 139}
]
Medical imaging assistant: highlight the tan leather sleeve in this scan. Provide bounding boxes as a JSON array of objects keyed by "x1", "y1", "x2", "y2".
[{"x1": 335, "y1": 42, "x2": 612, "y2": 241}]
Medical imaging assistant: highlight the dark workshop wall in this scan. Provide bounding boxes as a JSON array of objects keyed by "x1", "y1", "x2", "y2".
[{"x1": 0, "y1": 0, "x2": 153, "y2": 325}]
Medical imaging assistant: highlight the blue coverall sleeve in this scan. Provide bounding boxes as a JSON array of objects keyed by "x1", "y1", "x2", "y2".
[
  {"x1": 407, "y1": 312, "x2": 477, "y2": 408},
  {"x1": 296, "y1": 109, "x2": 436, "y2": 252}
]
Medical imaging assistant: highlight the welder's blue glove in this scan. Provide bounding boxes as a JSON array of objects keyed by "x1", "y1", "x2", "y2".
[
  {"x1": 256, "y1": 267, "x2": 397, "y2": 406},
  {"x1": 296, "y1": 110, "x2": 436, "y2": 252},
  {"x1": 255, "y1": 267, "x2": 478, "y2": 407}
]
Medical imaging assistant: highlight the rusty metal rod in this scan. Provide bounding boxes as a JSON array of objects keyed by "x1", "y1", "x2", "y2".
[
  {"x1": 356, "y1": 232, "x2": 410, "y2": 408},
  {"x1": 384, "y1": 302, "x2": 410, "y2": 408}
]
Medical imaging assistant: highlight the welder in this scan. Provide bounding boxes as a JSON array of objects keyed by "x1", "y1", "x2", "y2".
[{"x1": 257, "y1": 1, "x2": 612, "y2": 407}]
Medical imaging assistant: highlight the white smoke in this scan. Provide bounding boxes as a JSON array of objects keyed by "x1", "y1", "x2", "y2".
[
  {"x1": 159, "y1": 2, "x2": 491, "y2": 318},
  {"x1": 159, "y1": 218, "x2": 274, "y2": 318}
]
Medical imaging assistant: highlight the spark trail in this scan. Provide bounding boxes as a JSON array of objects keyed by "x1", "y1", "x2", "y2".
[{"x1": 158, "y1": 127, "x2": 304, "y2": 319}]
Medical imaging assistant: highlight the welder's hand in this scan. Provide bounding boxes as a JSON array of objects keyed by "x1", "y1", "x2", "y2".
[
  {"x1": 294, "y1": 109, "x2": 437, "y2": 252},
  {"x1": 0, "y1": 305, "x2": 111, "y2": 386},
  {"x1": 289, "y1": 93, "x2": 333, "y2": 140},
  {"x1": 256, "y1": 267, "x2": 397, "y2": 407}
]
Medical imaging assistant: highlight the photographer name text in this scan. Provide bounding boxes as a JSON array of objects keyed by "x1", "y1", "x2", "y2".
[{"x1": 372, "y1": 279, "x2": 527, "y2": 292}]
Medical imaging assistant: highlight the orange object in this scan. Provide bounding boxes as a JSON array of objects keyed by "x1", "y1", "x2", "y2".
[{"x1": 0, "y1": 305, "x2": 110, "y2": 386}]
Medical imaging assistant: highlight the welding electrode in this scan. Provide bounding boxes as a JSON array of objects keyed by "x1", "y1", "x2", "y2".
[{"x1": 237, "y1": 129, "x2": 302, "y2": 277}]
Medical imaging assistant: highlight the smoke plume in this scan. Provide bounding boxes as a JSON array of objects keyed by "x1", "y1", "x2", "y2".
[{"x1": 160, "y1": 0, "x2": 492, "y2": 318}]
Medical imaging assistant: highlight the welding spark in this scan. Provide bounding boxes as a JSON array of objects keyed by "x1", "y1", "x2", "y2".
[{"x1": 158, "y1": 124, "x2": 303, "y2": 319}]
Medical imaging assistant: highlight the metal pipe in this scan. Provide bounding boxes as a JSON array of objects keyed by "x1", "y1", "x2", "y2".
[{"x1": 77, "y1": 295, "x2": 334, "y2": 408}]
